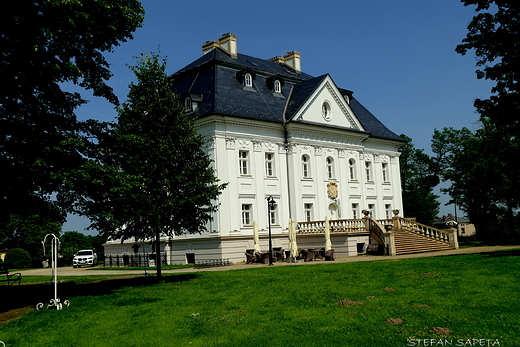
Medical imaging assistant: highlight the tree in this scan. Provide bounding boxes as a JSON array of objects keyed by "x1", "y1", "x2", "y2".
[
  {"x1": 0, "y1": 210, "x2": 62, "y2": 267},
  {"x1": 399, "y1": 134, "x2": 440, "y2": 226},
  {"x1": 75, "y1": 53, "x2": 226, "y2": 278},
  {"x1": 0, "y1": 1, "x2": 145, "y2": 228},
  {"x1": 434, "y1": 126, "x2": 520, "y2": 243},
  {"x1": 452, "y1": 1, "x2": 520, "y2": 242}
]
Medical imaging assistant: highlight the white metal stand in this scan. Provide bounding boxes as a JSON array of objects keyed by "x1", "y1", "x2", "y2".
[{"x1": 36, "y1": 234, "x2": 70, "y2": 310}]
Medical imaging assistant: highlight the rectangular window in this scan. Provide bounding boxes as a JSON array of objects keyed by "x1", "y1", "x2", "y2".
[
  {"x1": 382, "y1": 163, "x2": 389, "y2": 182},
  {"x1": 368, "y1": 204, "x2": 375, "y2": 218},
  {"x1": 269, "y1": 203, "x2": 278, "y2": 225},
  {"x1": 265, "y1": 153, "x2": 274, "y2": 176},
  {"x1": 304, "y1": 203, "x2": 313, "y2": 222},
  {"x1": 385, "y1": 204, "x2": 392, "y2": 219},
  {"x1": 239, "y1": 150, "x2": 249, "y2": 175},
  {"x1": 365, "y1": 161, "x2": 373, "y2": 181},
  {"x1": 241, "y1": 204, "x2": 252, "y2": 226},
  {"x1": 352, "y1": 203, "x2": 359, "y2": 219}
]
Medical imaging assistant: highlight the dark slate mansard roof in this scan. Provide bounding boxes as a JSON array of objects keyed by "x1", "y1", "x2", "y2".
[{"x1": 170, "y1": 47, "x2": 405, "y2": 142}]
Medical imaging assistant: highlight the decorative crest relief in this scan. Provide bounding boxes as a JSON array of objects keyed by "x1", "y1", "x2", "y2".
[{"x1": 327, "y1": 182, "x2": 338, "y2": 199}]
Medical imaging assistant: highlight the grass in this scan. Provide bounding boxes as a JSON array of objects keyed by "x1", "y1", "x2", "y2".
[{"x1": 1, "y1": 249, "x2": 519, "y2": 347}]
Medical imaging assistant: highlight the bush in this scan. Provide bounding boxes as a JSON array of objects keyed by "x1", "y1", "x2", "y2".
[{"x1": 4, "y1": 248, "x2": 32, "y2": 269}]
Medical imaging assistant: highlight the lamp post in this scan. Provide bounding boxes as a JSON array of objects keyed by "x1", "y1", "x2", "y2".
[{"x1": 267, "y1": 196, "x2": 276, "y2": 266}]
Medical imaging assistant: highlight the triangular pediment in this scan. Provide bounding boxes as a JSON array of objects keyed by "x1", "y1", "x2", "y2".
[{"x1": 288, "y1": 75, "x2": 365, "y2": 132}]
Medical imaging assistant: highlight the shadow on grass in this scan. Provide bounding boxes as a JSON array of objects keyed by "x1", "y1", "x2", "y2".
[
  {"x1": 0, "y1": 273, "x2": 197, "y2": 314},
  {"x1": 477, "y1": 249, "x2": 520, "y2": 258}
]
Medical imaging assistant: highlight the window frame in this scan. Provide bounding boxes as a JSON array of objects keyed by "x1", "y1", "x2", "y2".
[
  {"x1": 265, "y1": 152, "x2": 275, "y2": 177},
  {"x1": 352, "y1": 203, "x2": 359, "y2": 219},
  {"x1": 304, "y1": 203, "x2": 313, "y2": 222},
  {"x1": 349, "y1": 158, "x2": 357, "y2": 180},
  {"x1": 382, "y1": 162, "x2": 390, "y2": 182},
  {"x1": 184, "y1": 97, "x2": 192, "y2": 113},
  {"x1": 239, "y1": 150, "x2": 249, "y2": 176},
  {"x1": 326, "y1": 156, "x2": 334, "y2": 179},
  {"x1": 274, "y1": 79, "x2": 282, "y2": 93},
  {"x1": 241, "y1": 204, "x2": 253, "y2": 226},
  {"x1": 302, "y1": 155, "x2": 311, "y2": 178},
  {"x1": 244, "y1": 73, "x2": 253, "y2": 87},
  {"x1": 269, "y1": 203, "x2": 278, "y2": 225},
  {"x1": 365, "y1": 161, "x2": 373, "y2": 182}
]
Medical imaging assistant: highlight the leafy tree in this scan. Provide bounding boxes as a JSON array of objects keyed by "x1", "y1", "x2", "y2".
[
  {"x1": 452, "y1": 1, "x2": 520, "y2": 242},
  {"x1": 434, "y1": 126, "x2": 520, "y2": 243},
  {"x1": 74, "y1": 53, "x2": 226, "y2": 278},
  {"x1": 60, "y1": 231, "x2": 91, "y2": 265},
  {"x1": 0, "y1": 1, "x2": 145, "y2": 228},
  {"x1": 59, "y1": 232, "x2": 107, "y2": 265},
  {"x1": 399, "y1": 134, "x2": 440, "y2": 226},
  {"x1": 0, "y1": 200, "x2": 63, "y2": 266}
]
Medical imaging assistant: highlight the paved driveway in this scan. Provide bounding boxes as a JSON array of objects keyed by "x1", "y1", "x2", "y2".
[{"x1": 18, "y1": 245, "x2": 520, "y2": 277}]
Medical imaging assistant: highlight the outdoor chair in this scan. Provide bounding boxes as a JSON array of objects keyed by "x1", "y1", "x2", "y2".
[
  {"x1": 300, "y1": 249, "x2": 315, "y2": 262},
  {"x1": 245, "y1": 252, "x2": 256, "y2": 264},
  {"x1": 324, "y1": 249, "x2": 335, "y2": 261},
  {"x1": 273, "y1": 247, "x2": 284, "y2": 262}
]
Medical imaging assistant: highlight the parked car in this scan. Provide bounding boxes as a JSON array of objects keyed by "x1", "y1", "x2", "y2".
[{"x1": 73, "y1": 249, "x2": 98, "y2": 268}]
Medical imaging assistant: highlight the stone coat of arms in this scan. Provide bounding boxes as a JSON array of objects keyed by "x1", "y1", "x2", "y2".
[{"x1": 327, "y1": 182, "x2": 338, "y2": 199}]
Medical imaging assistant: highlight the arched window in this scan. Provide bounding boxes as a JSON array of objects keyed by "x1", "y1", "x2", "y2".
[
  {"x1": 274, "y1": 79, "x2": 281, "y2": 93},
  {"x1": 184, "y1": 97, "x2": 192, "y2": 113},
  {"x1": 326, "y1": 157, "x2": 334, "y2": 179},
  {"x1": 382, "y1": 162, "x2": 390, "y2": 182},
  {"x1": 349, "y1": 158, "x2": 357, "y2": 180},
  {"x1": 302, "y1": 155, "x2": 311, "y2": 178},
  {"x1": 244, "y1": 73, "x2": 253, "y2": 87},
  {"x1": 365, "y1": 161, "x2": 373, "y2": 181}
]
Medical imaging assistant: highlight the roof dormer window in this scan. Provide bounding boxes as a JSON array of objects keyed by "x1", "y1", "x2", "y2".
[
  {"x1": 266, "y1": 75, "x2": 285, "y2": 96},
  {"x1": 184, "y1": 97, "x2": 193, "y2": 113},
  {"x1": 236, "y1": 69, "x2": 256, "y2": 91},
  {"x1": 244, "y1": 73, "x2": 253, "y2": 87},
  {"x1": 274, "y1": 80, "x2": 281, "y2": 93},
  {"x1": 181, "y1": 92, "x2": 203, "y2": 114}
]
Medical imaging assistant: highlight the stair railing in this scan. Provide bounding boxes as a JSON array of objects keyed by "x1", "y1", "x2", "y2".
[
  {"x1": 297, "y1": 219, "x2": 366, "y2": 234},
  {"x1": 399, "y1": 218, "x2": 458, "y2": 248}
]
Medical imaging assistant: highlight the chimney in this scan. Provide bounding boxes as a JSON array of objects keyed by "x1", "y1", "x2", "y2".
[
  {"x1": 268, "y1": 56, "x2": 285, "y2": 64},
  {"x1": 218, "y1": 33, "x2": 238, "y2": 56},
  {"x1": 283, "y1": 51, "x2": 301, "y2": 72},
  {"x1": 202, "y1": 40, "x2": 220, "y2": 55}
]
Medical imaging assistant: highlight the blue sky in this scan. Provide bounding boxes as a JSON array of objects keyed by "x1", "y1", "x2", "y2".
[{"x1": 64, "y1": 0, "x2": 492, "y2": 234}]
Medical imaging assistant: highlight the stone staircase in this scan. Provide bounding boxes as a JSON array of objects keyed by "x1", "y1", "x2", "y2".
[{"x1": 393, "y1": 229, "x2": 454, "y2": 255}]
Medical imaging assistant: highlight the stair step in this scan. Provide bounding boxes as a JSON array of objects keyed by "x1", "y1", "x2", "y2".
[{"x1": 392, "y1": 229, "x2": 454, "y2": 255}]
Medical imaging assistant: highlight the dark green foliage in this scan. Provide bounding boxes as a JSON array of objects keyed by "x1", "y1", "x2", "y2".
[
  {"x1": 435, "y1": 126, "x2": 520, "y2": 243},
  {"x1": 0, "y1": 1, "x2": 145, "y2": 229},
  {"x1": 0, "y1": 199, "x2": 62, "y2": 266},
  {"x1": 69, "y1": 53, "x2": 226, "y2": 278},
  {"x1": 4, "y1": 248, "x2": 32, "y2": 269},
  {"x1": 60, "y1": 231, "x2": 107, "y2": 265},
  {"x1": 399, "y1": 135, "x2": 440, "y2": 225},
  {"x1": 77, "y1": 53, "x2": 226, "y2": 242},
  {"x1": 446, "y1": 1, "x2": 520, "y2": 242}
]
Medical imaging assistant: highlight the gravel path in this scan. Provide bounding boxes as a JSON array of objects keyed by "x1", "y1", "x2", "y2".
[{"x1": 18, "y1": 245, "x2": 520, "y2": 277}]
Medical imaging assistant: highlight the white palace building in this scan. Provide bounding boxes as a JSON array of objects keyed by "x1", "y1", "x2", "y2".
[{"x1": 104, "y1": 34, "x2": 458, "y2": 265}]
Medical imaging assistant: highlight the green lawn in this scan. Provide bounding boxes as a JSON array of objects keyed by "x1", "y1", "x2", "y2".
[{"x1": 1, "y1": 249, "x2": 519, "y2": 347}]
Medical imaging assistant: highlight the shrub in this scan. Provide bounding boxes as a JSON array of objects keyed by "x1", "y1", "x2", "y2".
[{"x1": 4, "y1": 248, "x2": 32, "y2": 269}]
